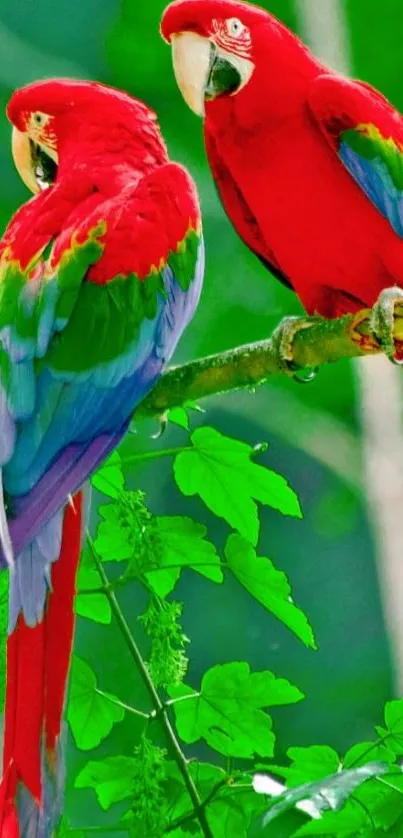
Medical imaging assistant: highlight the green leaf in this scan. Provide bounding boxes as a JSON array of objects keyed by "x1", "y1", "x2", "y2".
[
  {"x1": 94, "y1": 503, "x2": 133, "y2": 562},
  {"x1": 168, "y1": 407, "x2": 190, "y2": 430},
  {"x1": 91, "y1": 451, "x2": 125, "y2": 499},
  {"x1": 207, "y1": 796, "x2": 250, "y2": 838},
  {"x1": 75, "y1": 756, "x2": 137, "y2": 809},
  {"x1": 168, "y1": 661, "x2": 303, "y2": 758},
  {"x1": 225, "y1": 535, "x2": 316, "y2": 648},
  {"x1": 165, "y1": 761, "x2": 225, "y2": 825},
  {"x1": 95, "y1": 507, "x2": 223, "y2": 596},
  {"x1": 384, "y1": 700, "x2": 403, "y2": 749},
  {"x1": 75, "y1": 565, "x2": 111, "y2": 625},
  {"x1": 255, "y1": 762, "x2": 389, "y2": 829},
  {"x1": 343, "y1": 740, "x2": 397, "y2": 768},
  {"x1": 209, "y1": 786, "x2": 268, "y2": 838},
  {"x1": 67, "y1": 656, "x2": 124, "y2": 750},
  {"x1": 165, "y1": 763, "x2": 267, "y2": 838},
  {"x1": 146, "y1": 516, "x2": 223, "y2": 597},
  {"x1": 356, "y1": 772, "x2": 403, "y2": 833},
  {"x1": 271, "y1": 745, "x2": 340, "y2": 788},
  {"x1": 94, "y1": 492, "x2": 159, "y2": 579},
  {"x1": 174, "y1": 427, "x2": 301, "y2": 545},
  {"x1": 292, "y1": 805, "x2": 366, "y2": 836}
]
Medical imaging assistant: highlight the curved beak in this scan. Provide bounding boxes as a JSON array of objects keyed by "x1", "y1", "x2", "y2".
[
  {"x1": 12, "y1": 127, "x2": 40, "y2": 194},
  {"x1": 171, "y1": 32, "x2": 214, "y2": 116},
  {"x1": 171, "y1": 32, "x2": 254, "y2": 117},
  {"x1": 11, "y1": 126, "x2": 58, "y2": 194}
]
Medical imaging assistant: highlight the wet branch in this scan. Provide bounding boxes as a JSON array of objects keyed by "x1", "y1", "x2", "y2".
[{"x1": 137, "y1": 308, "x2": 403, "y2": 418}]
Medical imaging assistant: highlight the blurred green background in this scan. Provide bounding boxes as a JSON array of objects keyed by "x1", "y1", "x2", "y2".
[{"x1": 1, "y1": 0, "x2": 403, "y2": 833}]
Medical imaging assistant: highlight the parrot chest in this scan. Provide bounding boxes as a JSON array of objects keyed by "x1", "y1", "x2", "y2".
[{"x1": 211, "y1": 117, "x2": 402, "y2": 316}]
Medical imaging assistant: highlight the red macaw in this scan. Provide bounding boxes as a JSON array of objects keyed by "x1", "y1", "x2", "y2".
[
  {"x1": 0, "y1": 79, "x2": 203, "y2": 835},
  {"x1": 161, "y1": 0, "x2": 403, "y2": 361}
]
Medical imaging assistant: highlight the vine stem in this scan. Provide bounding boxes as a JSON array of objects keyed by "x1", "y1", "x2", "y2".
[
  {"x1": 94, "y1": 688, "x2": 150, "y2": 720},
  {"x1": 78, "y1": 562, "x2": 227, "y2": 595},
  {"x1": 87, "y1": 534, "x2": 213, "y2": 838},
  {"x1": 165, "y1": 779, "x2": 228, "y2": 833},
  {"x1": 102, "y1": 447, "x2": 190, "y2": 468}
]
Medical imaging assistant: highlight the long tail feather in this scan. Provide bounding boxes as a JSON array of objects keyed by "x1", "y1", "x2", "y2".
[
  {"x1": 0, "y1": 491, "x2": 83, "y2": 837},
  {"x1": 0, "y1": 471, "x2": 13, "y2": 569}
]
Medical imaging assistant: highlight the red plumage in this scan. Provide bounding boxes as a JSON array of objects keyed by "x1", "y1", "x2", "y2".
[
  {"x1": 0, "y1": 77, "x2": 203, "y2": 835},
  {"x1": 0, "y1": 494, "x2": 82, "y2": 835},
  {"x1": 162, "y1": 0, "x2": 403, "y2": 318}
]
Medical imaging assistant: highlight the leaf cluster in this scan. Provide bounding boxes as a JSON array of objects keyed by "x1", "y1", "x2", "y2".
[{"x1": 64, "y1": 411, "x2": 309, "y2": 836}]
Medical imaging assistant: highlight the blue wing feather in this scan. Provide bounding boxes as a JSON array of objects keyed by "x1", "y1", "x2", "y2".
[
  {"x1": 0, "y1": 161, "x2": 204, "y2": 638},
  {"x1": 309, "y1": 74, "x2": 403, "y2": 238},
  {"x1": 339, "y1": 138, "x2": 403, "y2": 237}
]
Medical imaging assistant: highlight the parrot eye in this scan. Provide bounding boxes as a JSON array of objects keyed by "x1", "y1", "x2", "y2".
[
  {"x1": 31, "y1": 111, "x2": 50, "y2": 129},
  {"x1": 226, "y1": 17, "x2": 245, "y2": 38}
]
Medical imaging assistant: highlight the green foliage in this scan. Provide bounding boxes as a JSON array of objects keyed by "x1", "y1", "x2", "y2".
[
  {"x1": 168, "y1": 662, "x2": 303, "y2": 758},
  {"x1": 174, "y1": 427, "x2": 302, "y2": 545},
  {"x1": 147, "y1": 516, "x2": 222, "y2": 596},
  {"x1": 258, "y1": 762, "x2": 390, "y2": 829},
  {"x1": 225, "y1": 534, "x2": 316, "y2": 648},
  {"x1": 140, "y1": 597, "x2": 189, "y2": 687},
  {"x1": 67, "y1": 656, "x2": 125, "y2": 750},
  {"x1": 91, "y1": 450, "x2": 125, "y2": 499},
  {"x1": 75, "y1": 563, "x2": 111, "y2": 624},
  {"x1": 66, "y1": 414, "x2": 403, "y2": 836},
  {"x1": 75, "y1": 756, "x2": 139, "y2": 810},
  {"x1": 269, "y1": 745, "x2": 341, "y2": 787},
  {"x1": 96, "y1": 498, "x2": 222, "y2": 596},
  {"x1": 253, "y1": 701, "x2": 403, "y2": 835},
  {"x1": 118, "y1": 737, "x2": 170, "y2": 837},
  {"x1": 67, "y1": 417, "x2": 311, "y2": 835}
]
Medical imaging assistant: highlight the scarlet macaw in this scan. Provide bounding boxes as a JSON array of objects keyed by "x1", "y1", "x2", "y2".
[
  {"x1": 0, "y1": 78, "x2": 203, "y2": 835},
  {"x1": 161, "y1": 0, "x2": 403, "y2": 361}
]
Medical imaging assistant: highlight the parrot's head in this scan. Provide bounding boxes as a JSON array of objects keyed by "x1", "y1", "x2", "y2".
[
  {"x1": 161, "y1": 0, "x2": 319, "y2": 121},
  {"x1": 6, "y1": 79, "x2": 167, "y2": 194}
]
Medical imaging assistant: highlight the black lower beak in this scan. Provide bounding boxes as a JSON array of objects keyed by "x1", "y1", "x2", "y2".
[
  {"x1": 204, "y1": 44, "x2": 242, "y2": 101},
  {"x1": 29, "y1": 140, "x2": 57, "y2": 189}
]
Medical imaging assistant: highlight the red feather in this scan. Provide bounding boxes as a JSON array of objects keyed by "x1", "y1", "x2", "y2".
[
  {"x1": 162, "y1": 0, "x2": 403, "y2": 317},
  {"x1": 0, "y1": 493, "x2": 82, "y2": 832}
]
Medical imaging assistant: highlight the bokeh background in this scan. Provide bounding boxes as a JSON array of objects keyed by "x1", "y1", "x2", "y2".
[{"x1": 1, "y1": 0, "x2": 403, "y2": 834}]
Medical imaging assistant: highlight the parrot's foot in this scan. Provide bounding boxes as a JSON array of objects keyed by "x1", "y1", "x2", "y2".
[
  {"x1": 270, "y1": 315, "x2": 322, "y2": 383},
  {"x1": 151, "y1": 413, "x2": 168, "y2": 439},
  {"x1": 370, "y1": 287, "x2": 403, "y2": 364}
]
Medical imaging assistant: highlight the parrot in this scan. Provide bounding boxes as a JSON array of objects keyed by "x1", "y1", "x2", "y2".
[
  {"x1": 0, "y1": 78, "x2": 204, "y2": 836},
  {"x1": 161, "y1": 0, "x2": 403, "y2": 364}
]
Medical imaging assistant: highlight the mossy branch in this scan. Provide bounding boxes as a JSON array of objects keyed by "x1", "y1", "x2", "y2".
[{"x1": 137, "y1": 308, "x2": 403, "y2": 418}]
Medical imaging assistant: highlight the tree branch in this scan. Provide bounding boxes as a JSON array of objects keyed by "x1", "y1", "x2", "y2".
[{"x1": 137, "y1": 308, "x2": 403, "y2": 418}]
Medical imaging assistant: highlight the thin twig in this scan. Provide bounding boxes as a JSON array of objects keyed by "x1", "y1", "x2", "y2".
[
  {"x1": 101, "y1": 447, "x2": 190, "y2": 468},
  {"x1": 345, "y1": 733, "x2": 394, "y2": 769},
  {"x1": 87, "y1": 534, "x2": 213, "y2": 838},
  {"x1": 94, "y1": 688, "x2": 149, "y2": 720},
  {"x1": 165, "y1": 779, "x2": 228, "y2": 833}
]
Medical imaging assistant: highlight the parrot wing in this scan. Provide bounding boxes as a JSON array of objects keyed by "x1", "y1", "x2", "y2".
[
  {"x1": 204, "y1": 128, "x2": 293, "y2": 290},
  {"x1": 0, "y1": 162, "x2": 203, "y2": 564},
  {"x1": 308, "y1": 73, "x2": 403, "y2": 238}
]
